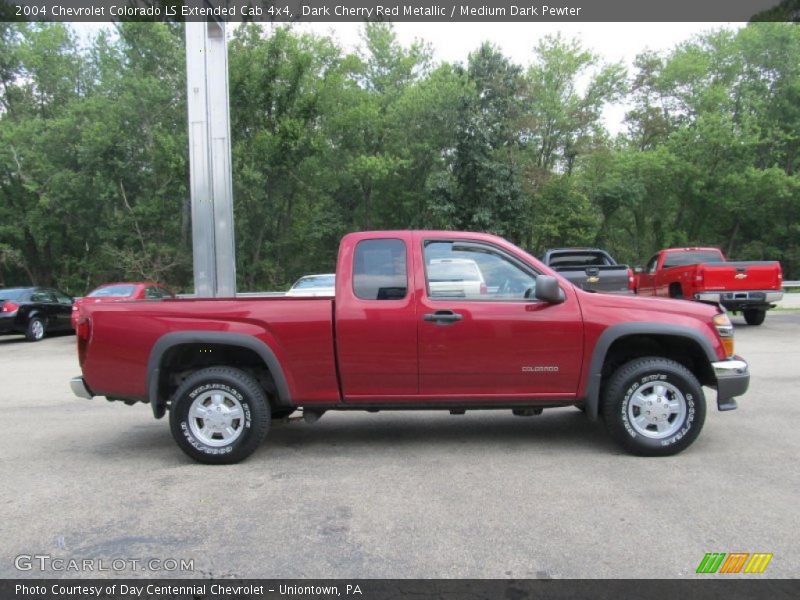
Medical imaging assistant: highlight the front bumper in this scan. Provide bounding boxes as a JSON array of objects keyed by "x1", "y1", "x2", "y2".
[
  {"x1": 711, "y1": 356, "x2": 749, "y2": 411},
  {"x1": 70, "y1": 376, "x2": 94, "y2": 400}
]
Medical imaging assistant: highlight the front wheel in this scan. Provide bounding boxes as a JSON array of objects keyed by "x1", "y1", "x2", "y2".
[
  {"x1": 169, "y1": 367, "x2": 270, "y2": 464},
  {"x1": 602, "y1": 357, "x2": 706, "y2": 456},
  {"x1": 743, "y1": 308, "x2": 766, "y2": 326}
]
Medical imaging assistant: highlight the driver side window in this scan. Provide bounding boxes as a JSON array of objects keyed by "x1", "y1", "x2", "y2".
[
  {"x1": 646, "y1": 255, "x2": 659, "y2": 274},
  {"x1": 423, "y1": 241, "x2": 536, "y2": 301}
]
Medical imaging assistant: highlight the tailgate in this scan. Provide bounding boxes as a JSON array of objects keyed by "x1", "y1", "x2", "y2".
[
  {"x1": 555, "y1": 265, "x2": 632, "y2": 293},
  {"x1": 699, "y1": 261, "x2": 782, "y2": 291}
]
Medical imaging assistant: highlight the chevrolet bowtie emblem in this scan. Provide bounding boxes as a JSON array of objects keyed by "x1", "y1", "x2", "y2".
[
  {"x1": 587, "y1": 276, "x2": 600, "y2": 283},
  {"x1": 735, "y1": 273, "x2": 748, "y2": 279}
]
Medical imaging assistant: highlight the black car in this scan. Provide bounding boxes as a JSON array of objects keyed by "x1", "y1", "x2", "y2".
[{"x1": 0, "y1": 287, "x2": 75, "y2": 341}]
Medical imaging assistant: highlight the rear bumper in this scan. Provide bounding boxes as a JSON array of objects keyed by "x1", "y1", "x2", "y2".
[
  {"x1": 694, "y1": 290, "x2": 783, "y2": 309},
  {"x1": 70, "y1": 376, "x2": 94, "y2": 400},
  {"x1": 711, "y1": 356, "x2": 749, "y2": 411},
  {"x1": 0, "y1": 313, "x2": 22, "y2": 334}
]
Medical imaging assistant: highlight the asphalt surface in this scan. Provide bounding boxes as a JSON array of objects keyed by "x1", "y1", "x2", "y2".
[{"x1": 1, "y1": 312, "x2": 799, "y2": 579}]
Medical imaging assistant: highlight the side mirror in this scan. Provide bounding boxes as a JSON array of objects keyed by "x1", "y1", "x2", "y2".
[
  {"x1": 633, "y1": 266, "x2": 643, "y2": 274},
  {"x1": 534, "y1": 275, "x2": 565, "y2": 304}
]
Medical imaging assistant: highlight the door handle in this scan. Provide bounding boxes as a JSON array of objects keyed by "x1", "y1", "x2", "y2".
[{"x1": 423, "y1": 310, "x2": 463, "y2": 324}]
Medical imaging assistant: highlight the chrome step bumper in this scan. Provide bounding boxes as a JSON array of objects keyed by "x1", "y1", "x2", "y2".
[{"x1": 70, "y1": 376, "x2": 94, "y2": 400}]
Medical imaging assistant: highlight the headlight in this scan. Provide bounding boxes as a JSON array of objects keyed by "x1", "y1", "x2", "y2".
[{"x1": 713, "y1": 313, "x2": 734, "y2": 357}]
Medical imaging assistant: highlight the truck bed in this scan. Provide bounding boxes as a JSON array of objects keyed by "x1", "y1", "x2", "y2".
[{"x1": 79, "y1": 297, "x2": 340, "y2": 404}]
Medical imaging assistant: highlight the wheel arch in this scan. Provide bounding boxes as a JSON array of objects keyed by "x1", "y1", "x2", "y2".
[
  {"x1": 583, "y1": 323, "x2": 717, "y2": 420},
  {"x1": 146, "y1": 331, "x2": 292, "y2": 419}
]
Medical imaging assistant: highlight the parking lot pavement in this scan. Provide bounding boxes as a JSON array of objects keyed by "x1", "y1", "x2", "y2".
[
  {"x1": 776, "y1": 292, "x2": 800, "y2": 309},
  {"x1": 1, "y1": 312, "x2": 799, "y2": 579}
]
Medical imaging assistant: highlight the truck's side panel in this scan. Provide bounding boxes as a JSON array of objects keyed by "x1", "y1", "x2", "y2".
[
  {"x1": 334, "y1": 232, "x2": 420, "y2": 401},
  {"x1": 573, "y1": 292, "x2": 727, "y2": 402},
  {"x1": 415, "y1": 233, "x2": 584, "y2": 398},
  {"x1": 82, "y1": 298, "x2": 340, "y2": 404}
]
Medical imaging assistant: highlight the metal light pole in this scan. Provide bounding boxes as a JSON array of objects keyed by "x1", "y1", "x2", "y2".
[{"x1": 185, "y1": 19, "x2": 237, "y2": 297}]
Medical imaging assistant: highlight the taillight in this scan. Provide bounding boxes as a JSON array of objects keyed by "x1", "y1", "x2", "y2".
[
  {"x1": 76, "y1": 315, "x2": 91, "y2": 340},
  {"x1": 480, "y1": 283, "x2": 488, "y2": 294},
  {"x1": 627, "y1": 268, "x2": 635, "y2": 291},
  {"x1": 2, "y1": 301, "x2": 19, "y2": 313}
]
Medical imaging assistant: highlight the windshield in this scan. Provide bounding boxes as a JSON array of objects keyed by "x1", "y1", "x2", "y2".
[
  {"x1": 428, "y1": 261, "x2": 482, "y2": 282},
  {"x1": 0, "y1": 288, "x2": 28, "y2": 301},
  {"x1": 88, "y1": 284, "x2": 136, "y2": 297},
  {"x1": 663, "y1": 251, "x2": 724, "y2": 268},
  {"x1": 292, "y1": 275, "x2": 335, "y2": 290}
]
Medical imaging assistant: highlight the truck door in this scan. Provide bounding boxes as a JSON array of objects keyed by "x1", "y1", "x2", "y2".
[
  {"x1": 335, "y1": 234, "x2": 419, "y2": 401},
  {"x1": 637, "y1": 254, "x2": 659, "y2": 295},
  {"x1": 416, "y1": 236, "x2": 583, "y2": 400}
]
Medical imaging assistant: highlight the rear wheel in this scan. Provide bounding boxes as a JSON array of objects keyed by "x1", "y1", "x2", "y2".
[
  {"x1": 743, "y1": 308, "x2": 766, "y2": 326},
  {"x1": 169, "y1": 367, "x2": 269, "y2": 464},
  {"x1": 26, "y1": 317, "x2": 46, "y2": 342},
  {"x1": 602, "y1": 357, "x2": 706, "y2": 456}
]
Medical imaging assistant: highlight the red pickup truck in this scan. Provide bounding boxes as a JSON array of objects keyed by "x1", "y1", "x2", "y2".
[
  {"x1": 635, "y1": 247, "x2": 783, "y2": 325},
  {"x1": 71, "y1": 231, "x2": 749, "y2": 464}
]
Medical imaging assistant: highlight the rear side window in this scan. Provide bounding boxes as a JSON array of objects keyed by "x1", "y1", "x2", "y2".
[
  {"x1": 30, "y1": 291, "x2": 56, "y2": 303},
  {"x1": 353, "y1": 239, "x2": 408, "y2": 300}
]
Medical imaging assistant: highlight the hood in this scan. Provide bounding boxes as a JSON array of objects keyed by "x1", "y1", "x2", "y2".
[{"x1": 575, "y1": 288, "x2": 720, "y2": 320}]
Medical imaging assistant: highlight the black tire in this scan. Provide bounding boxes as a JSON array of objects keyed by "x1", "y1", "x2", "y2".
[
  {"x1": 169, "y1": 367, "x2": 270, "y2": 464},
  {"x1": 25, "y1": 316, "x2": 46, "y2": 342},
  {"x1": 743, "y1": 309, "x2": 766, "y2": 326},
  {"x1": 668, "y1": 283, "x2": 684, "y2": 299},
  {"x1": 602, "y1": 357, "x2": 706, "y2": 456},
  {"x1": 271, "y1": 408, "x2": 296, "y2": 420}
]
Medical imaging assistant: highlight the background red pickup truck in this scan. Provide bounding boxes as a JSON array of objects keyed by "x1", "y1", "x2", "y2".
[
  {"x1": 635, "y1": 247, "x2": 783, "y2": 325},
  {"x1": 71, "y1": 231, "x2": 749, "y2": 464}
]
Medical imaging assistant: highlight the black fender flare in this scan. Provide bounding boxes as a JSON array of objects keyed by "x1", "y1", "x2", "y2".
[
  {"x1": 146, "y1": 331, "x2": 292, "y2": 419},
  {"x1": 584, "y1": 323, "x2": 717, "y2": 420}
]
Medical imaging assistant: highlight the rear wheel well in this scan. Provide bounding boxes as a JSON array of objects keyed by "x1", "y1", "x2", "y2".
[
  {"x1": 668, "y1": 282, "x2": 684, "y2": 298},
  {"x1": 157, "y1": 343, "x2": 281, "y2": 411},
  {"x1": 600, "y1": 334, "x2": 714, "y2": 393}
]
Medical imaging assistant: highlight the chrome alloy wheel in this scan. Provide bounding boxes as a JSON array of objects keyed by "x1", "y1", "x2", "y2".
[
  {"x1": 627, "y1": 381, "x2": 687, "y2": 439},
  {"x1": 188, "y1": 390, "x2": 245, "y2": 447},
  {"x1": 31, "y1": 319, "x2": 44, "y2": 340}
]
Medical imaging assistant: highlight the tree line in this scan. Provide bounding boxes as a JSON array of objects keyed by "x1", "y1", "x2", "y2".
[{"x1": 1, "y1": 21, "x2": 798, "y2": 294}]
